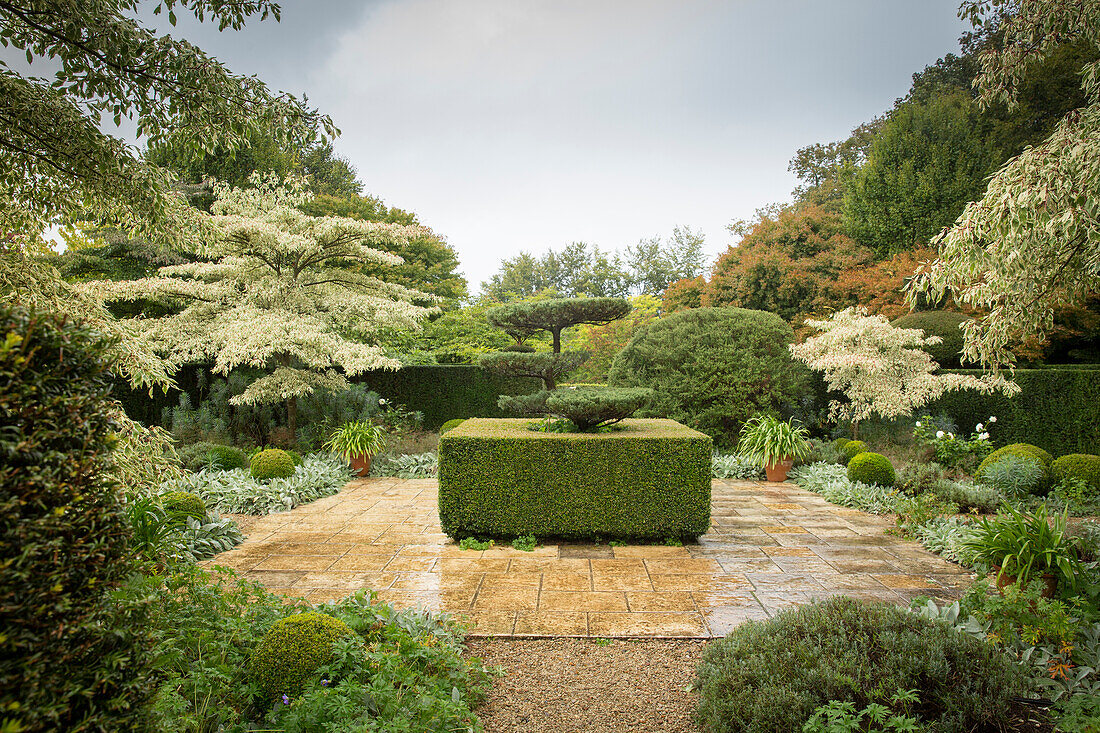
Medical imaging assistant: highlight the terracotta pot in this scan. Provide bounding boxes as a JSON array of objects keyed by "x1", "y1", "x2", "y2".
[
  {"x1": 764, "y1": 457, "x2": 795, "y2": 483},
  {"x1": 349, "y1": 454, "x2": 372, "y2": 477},
  {"x1": 995, "y1": 571, "x2": 1057, "y2": 599}
]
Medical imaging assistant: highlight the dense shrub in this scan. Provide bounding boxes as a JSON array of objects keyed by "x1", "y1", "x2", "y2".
[
  {"x1": 285, "y1": 449, "x2": 304, "y2": 466},
  {"x1": 895, "y1": 461, "x2": 945, "y2": 495},
  {"x1": 208, "y1": 443, "x2": 249, "y2": 470},
  {"x1": 931, "y1": 368, "x2": 1100, "y2": 456},
  {"x1": 0, "y1": 306, "x2": 152, "y2": 732},
  {"x1": 250, "y1": 611, "x2": 361, "y2": 701},
  {"x1": 977, "y1": 443, "x2": 1053, "y2": 492},
  {"x1": 250, "y1": 448, "x2": 296, "y2": 480},
  {"x1": 607, "y1": 307, "x2": 808, "y2": 446},
  {"x1": 842, "y1": 440, "x2": 867, "y2": 461},
  {"x1": 439, "y1": 418, "x2": 712, "y2": 540},
  {"x1": 846, "y1": 452, "x2": 896, "y2": 486},
  {"x1": 932, "y1": 480, "x2": 1004, "y2": 514},
  {"x1": 694, "y1": 596, "x2": 1028, "y2": 733},
  {"x1": 891, "y1": 310, "x2": 970, "y2": 368},
  {"x1": 162, "y1": 490, "x2": 206, "y2": 521},
  {"x1": 1051, "y1": 454, "x2": 1100, "y2": 495},
  {"x1": 440, "y1": 418, "x2": 466, "y2": 434}
]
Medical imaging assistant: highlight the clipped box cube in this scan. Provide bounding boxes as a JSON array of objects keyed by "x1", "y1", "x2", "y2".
[{"x1": 438, "y1": 418, "x2": 712, "y2": 541}]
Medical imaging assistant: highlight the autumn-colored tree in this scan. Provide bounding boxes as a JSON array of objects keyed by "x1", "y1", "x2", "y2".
[
  {"x1": 704, "y1": 205, "x2": 875, "y2": 322},
  {"x1": 830, "y1": 248, "x2": 937, "y2": 322},
  {"x1": 662, "y1": 277, "x2": 706, "y2": 312}
]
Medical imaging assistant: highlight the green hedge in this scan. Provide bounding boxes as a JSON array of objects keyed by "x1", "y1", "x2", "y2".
[
  {"x1": 438, "y1": 418, "x2": 712, "y2": 541},
  {"x1": 932, "y1": 368, "x2": 1100, "y2": 457},
  {"x1": 355, "y1": 366, "x2": 539, "y2": 429}
]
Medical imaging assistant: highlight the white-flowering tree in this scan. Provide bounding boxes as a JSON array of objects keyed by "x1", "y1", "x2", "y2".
[
  {"x1": 789, "y1": 307, "x2": 1019, "y2": 437},
  {"x1": 84, "y1": 177, "x2": 435, "y2": 442},
  {"x1": 907, "y1": 0, "x2": 1100, "y2": 367}
]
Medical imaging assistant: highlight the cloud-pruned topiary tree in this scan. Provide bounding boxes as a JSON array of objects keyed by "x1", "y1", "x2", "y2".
[
  {"x1": 479, "y1": 296, "x2": 650, "y2": 430},
  {"x1": 82, "y1": 176, "x2": 434, "y2": 443}
]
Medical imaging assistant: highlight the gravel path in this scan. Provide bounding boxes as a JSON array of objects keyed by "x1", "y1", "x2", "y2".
[{"x1": 465, "y1": 638, "x2": 705, "y2": 733}]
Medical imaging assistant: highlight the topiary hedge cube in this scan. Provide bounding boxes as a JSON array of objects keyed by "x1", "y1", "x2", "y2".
[{"x1": 438, "y1": 418, "x2": 712, "y2": 541}]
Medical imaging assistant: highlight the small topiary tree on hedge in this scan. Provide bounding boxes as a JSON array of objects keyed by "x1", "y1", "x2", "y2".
[
  {"x1": 0, "y1": 306, "x2": 153, "y2": 732},
  {"x1": 480, "y1": 297, "x2": 652, "y2": 430},
  {"x1": 608, "y1": 307, "x2": 808, "y2": 447}
]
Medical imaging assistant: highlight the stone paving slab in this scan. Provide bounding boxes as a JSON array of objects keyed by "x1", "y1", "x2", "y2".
[{"x1": 207, "y1": 478, "x2": 972, "y2": 637}]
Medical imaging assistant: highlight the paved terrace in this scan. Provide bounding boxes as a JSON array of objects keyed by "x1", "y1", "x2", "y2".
[{"x1": 209, "y1": 478, "x2": 972, "y2": 637}]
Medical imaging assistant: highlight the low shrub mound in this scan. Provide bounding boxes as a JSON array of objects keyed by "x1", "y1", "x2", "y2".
[
  {"x1": 440, "y1": 418, "x2": 466, "y2": 434},
  {"x1": 846, "y1": 452, "x2": 895, "y2": 487},
  {"x1": 1051, "y1": 454, "x2": 1100, "y2": 495},
  {"x1": 694, "y1": 596, "x2": 1028, "y2": 733},
  {"x1": 891, "y1": 310, "x2": 970, "y2": 368},
  {"x1": 161, "y1": 490, "x2": 206, "y2": 521},
  {"x1": 842, "y1": 440, "x2": 867, "y2": 461},
  {"x1": 980, "y1": 454, "x2": 1045, "y2": 497},
  {"x1": 976, "y1": 443, "x2": 1053, "y2": 493},
  {"x1": 439, "y1": 418, "x2": 712, "y2": 541},
  {"x1": 284, "y1": 449, "x2": 304, "y2": 466},
  {"x1": 250, "y1": 611, "x2": 361, "y2": 701},
  {"x1": 250, "y1": 448, "x2": 296, "y2": 480}
]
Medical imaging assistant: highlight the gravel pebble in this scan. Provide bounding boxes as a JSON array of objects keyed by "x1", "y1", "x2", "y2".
[{"x1": 466, "y1": 638, "x2": 705, "y2": 733}]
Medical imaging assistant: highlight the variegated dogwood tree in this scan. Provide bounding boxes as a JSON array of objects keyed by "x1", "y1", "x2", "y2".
[
  {"x1": 907, "y1": 0, "x2": 1100, "y2": 367},
  {"x1": 84, "y1": 177, "x2": 435, "y2": 442},
  {"x1": 789, "y1": 307, "x2": 1018, "y2": 438}
]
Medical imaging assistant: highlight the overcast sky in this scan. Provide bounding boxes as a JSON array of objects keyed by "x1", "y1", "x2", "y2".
[{"x1": 129, "y1": 1, "x2": 969, "y2": 291}]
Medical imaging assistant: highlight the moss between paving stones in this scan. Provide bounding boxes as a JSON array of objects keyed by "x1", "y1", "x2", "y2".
[{"x1": 438, "y1": 418, "x2": 712, "y2": 541}]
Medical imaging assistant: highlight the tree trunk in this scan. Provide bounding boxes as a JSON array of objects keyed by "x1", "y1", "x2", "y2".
[
  {"x1": 851, "y1": 420, "x2": 859, "y2": 441},
  {"x1": 551, "y1": 328, "x2": 561, "y2": 354},
  {"x1": 287, "y1": 395, "x2": 298, "y2": 446}
]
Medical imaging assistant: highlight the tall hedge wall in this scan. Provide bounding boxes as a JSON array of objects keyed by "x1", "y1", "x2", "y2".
[
  {"x1": 115, "y1": 364, "x2": 539, "y2": 430},
  {"x1": 354, "y1": 366, "x2": 539, "y2": 429},
  {"x1": 932, "y1": 368, "x2": 1100, "y2": 456}
]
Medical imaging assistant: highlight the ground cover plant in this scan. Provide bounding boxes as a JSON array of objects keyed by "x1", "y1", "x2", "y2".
[{"x1": 162, "y1": 454, "x2": 351, "y2": 515}]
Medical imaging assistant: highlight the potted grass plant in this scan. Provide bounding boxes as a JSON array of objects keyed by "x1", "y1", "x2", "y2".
[
  {"x1": 737, "y1": 414, "x2": 812, "y2": 482},
  {"x1": 324, "y1": 421, "x2": 387, "y2": 477},
  {"x1": 962, "y1": 503, "x2": 1079, "y2": 598}
]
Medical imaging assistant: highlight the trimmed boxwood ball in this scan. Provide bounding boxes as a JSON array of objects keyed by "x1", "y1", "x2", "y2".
[
  {"x1": 161, "y1": 490, "x2": 206, "y2": 521},
  {"x1": 206, "y1": 443, "x2": 248, "y2": 470},
  {"x1": 1052, "y1": 454, "x2": 1100, "y2": 494},
  {"x1": 891, "y1": 310, "x2": 971, "y2": 368},
  {"x1": 250, "y1": 448, "x2": 296, "y2": 480},
  {"x1": 846, "y1": 452, "x2": 896, "y2": 486},
  {"x1": 842, "y1": 440, "x2": 867, "y2": 461},
  {"x1": 439, "y1": 418, "x2": 712, "y2": 541},
  {"x1": 440, "y1": 418, "x2": 466, "y2": 434},
  {"x1": 250, "y1": 612, "x2": 361, "y2": 700},
  {"x1": 694, "y1": 596, "x2": 1028, "y2": 733}
]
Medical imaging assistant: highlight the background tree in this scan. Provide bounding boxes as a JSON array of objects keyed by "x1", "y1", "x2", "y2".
[
  {"x1": 662, "y1": 276, "x2": 706, "y2": 312},
  {"x1": 83, "y1": 177, "x2": 434, "y2": 442},
  {"x1": 481, "y1": 242, "x2": 631, "y2": 301},
  {"x1": 908, "y1": 0, "x2": 1100, "y2": 367},
  {"x1": 625, "y1": 225, "x2": 707, "y2": 295},
  {"x1": 789, "y1": 307, "x2": 1017, "y2": 437},
  {"x1": 843, "y1": 90, "x2": 1002, "y2": 256},
  {"x1": 567, "y1": 294, "x2": 661, "y2": 383},
  {"x1": 486, "y1": 296, "x2": 631, "y2": 355}
]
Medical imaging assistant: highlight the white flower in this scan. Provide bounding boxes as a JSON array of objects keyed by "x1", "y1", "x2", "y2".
[
  {"x1": 378, "y1": 398, "x2": 388, "y2": 405},
  {"x1": 948, "y1": 432, "x2": 955, "y2": 439},
  {"x1": 975, "y1": 423, "x2": 984, "y2": 431},
  {"x1": 915, "y1": 421, "x2": 922, "y2": 427},
  {"x1": 979, "y1": 432, "x2": 990, "y2": 440},
  {"x1": 936, "y1": 430, "x2": 945, "y2": 439},
  {"x1": 989, "y1": 416, "x2": 997, "y2": 423}
]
